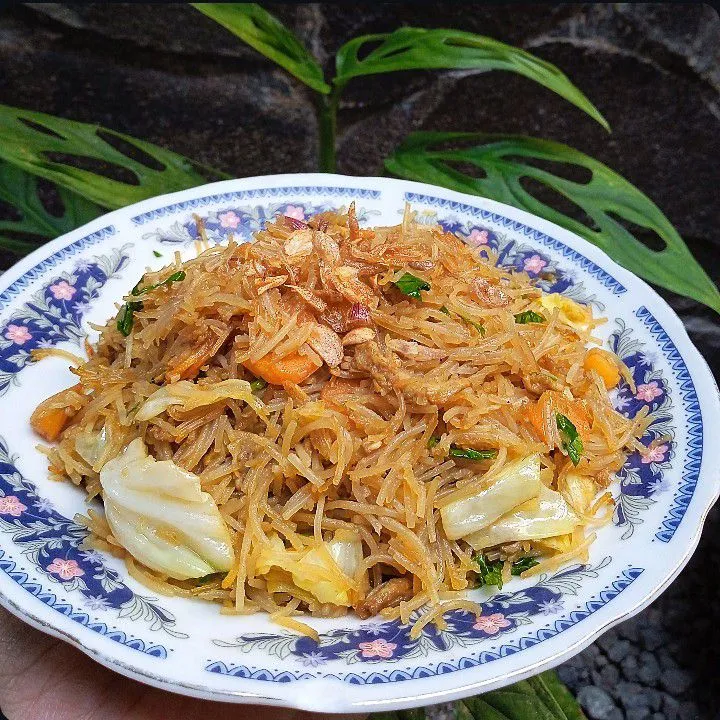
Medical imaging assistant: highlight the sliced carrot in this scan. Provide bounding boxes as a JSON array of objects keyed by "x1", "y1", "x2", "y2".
[
  {"x1": 525, "y1": 390, "x2": 590, "y2": 442},
  {"x1": 524, "y1": 397, "x2": 545, "y2": 437},
  {"x1": 30, "y1": 384, "x2": 84, "y2": 441},
  {"x1": 583, "y1": 348, "x2": 620, "y2": 389},
  {"x1": 243, "y1": 349, "x2": 322, "y2": 386},
  {"x1": 166, "y1": 328, "x2": 230, "y2": 382}
]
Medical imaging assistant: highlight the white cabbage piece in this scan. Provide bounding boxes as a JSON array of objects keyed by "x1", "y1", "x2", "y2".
[
  {"x1": 255, "y1": 529, "x2": 364, "y2": 606},
  {"x1": 562, "y1": 471, "x2": 599, "y2": 515},
  {"x1": 100, "y1": 438, "x2": 235, "y2": 580},
  {"x1": 136, "y1": 379, "x2": 265, "y2": 421},
  {"x1": 440, "y1": 454, "x2": 541, "y2": 541},
  {"x1": 75, "y1": 425, "x2": 107, "y2": 468},
  {"x1": 466, "y1": 484, "x2": 580, "y2": 550}
]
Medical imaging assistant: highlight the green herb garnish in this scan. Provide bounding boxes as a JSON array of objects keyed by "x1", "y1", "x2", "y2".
[
  {"x1": 511, "y1": 556, "x2": 540, "y2": 576},
  {"x1": 394, "y1": 272, "x2": 430, "y2": 300},
  {"x1": 473, "y1": 554, "x2": 541, "y2": 588},
  {"x1": 473, "y1": 554, "x2": 504, "y2": 590},
  {"x1": 515, "y1": 310, "x2": 546, "y2": 324},
  {"x1": 117, "y1": 270, "x2": 186, "y2": 336},
  {"x1": 556, "y1": 412, "x2": 583, "y2": 465},
  {"x1": 439, "y1": 305, "x2": 450, "y2": 315},
  {"x1": 250, "y1": 378, "x2": 268, "y2": 392},
  {"x1": 153, "y1": 250, "x2": 163, "y2": 257},
  {"x1": 116, "y1": 299, "x2": 143, "y2": 336},
  {"x1": 427, "y1": 435, "x2": 441, "y2": 449},
  {"x1": 449, "y1": 446, "x2": 497, "y2": 461},
  {"x1": 132, "y1": 270, "x2": 186, "y2": 297}
]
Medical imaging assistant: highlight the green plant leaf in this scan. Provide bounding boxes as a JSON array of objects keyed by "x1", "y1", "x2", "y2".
[
  {"x1": 456, "y1": 671, "x2": 586, "y2": 720},
  {"x1": 386, "y1": 132, "x2": 720, "y2": 314},
  {"x1": 0, "y1": 160, "x2": 103, "y2": 255},
  {"x1": 372, "y1": 710, "x2": 426, "y2": 720},
  {"x1": 335, "y1": 28, "x2": 608, "y2": 130},
  {"x1": 192, "y1": 3, "x2": 329, "y2": 94},
  {"x1": 370, "y1": 672, "x2": 584, "y2": 720},
  {"x1": 0, "y1": 104, "x2": 224, "y2": 210}
]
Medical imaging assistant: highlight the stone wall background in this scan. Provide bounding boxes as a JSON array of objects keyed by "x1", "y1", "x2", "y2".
[{"x1": 0, "y1": 4, "x2": 718, "y2": 719}]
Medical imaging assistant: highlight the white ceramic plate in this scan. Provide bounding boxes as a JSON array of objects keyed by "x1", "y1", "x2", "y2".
[{"x1": 0, "y1": 174, "x2": 717, "y2": 714}]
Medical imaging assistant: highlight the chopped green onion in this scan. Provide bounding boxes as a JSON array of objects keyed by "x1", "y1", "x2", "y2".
[
  {"x1": 511, "y1": 556, "x2": 540, "y2": 576},
  {"x1": 152, "y1": 250, "x2": 163, "y2": 258},
  {"x1": 515, "y1": 310, "x2": 546, "y2": 324},
  {"x1": 556, "y1": 412, "x2": 583, "y2": 465},
  {"x1": 393, "y1": 272, "x2": 430, "y2": 300},
  {"x1": 439, "y1": 305, "x2": 450, "y2": 315},
  {"x1": 117, "y1": 270, "x2": 187, "y2": 336},
  {"x1": 132, "y1": 270, "x2": 186, "y2": 297},
  {"x1": 116, "y1": 300, "x2": 143, "y2": 336},
  {"x1": 474, "y1": 554, "x2": 542, "y2": 588},
  {"x1": 250, "y1": 378, "x2": 267, "y2": 392},
  {"x1": 427, "y1": 435, "x2": 441, "y2": 449},
  {"x1": 449, "y1": 446, "x2": 498, "y2": 461},
  {"x1": 473, "y1": 554, "x2": 504, "y2": 590}
]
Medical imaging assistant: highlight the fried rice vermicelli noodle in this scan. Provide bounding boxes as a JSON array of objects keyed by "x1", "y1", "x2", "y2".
[{"x1": 31, "y1": 204, "x2": 647, "y2": 636}]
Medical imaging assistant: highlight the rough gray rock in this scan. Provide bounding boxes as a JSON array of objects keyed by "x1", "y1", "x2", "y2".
[
  {"x1": 638, "y1": 652, "x2": 662, "y2": 687},
  {"x1": 661, "y1": 669, "x2": 693, "y2": 696},
  {"x1": 578, "y1": 686, "x2": 619, "y2": 720}
]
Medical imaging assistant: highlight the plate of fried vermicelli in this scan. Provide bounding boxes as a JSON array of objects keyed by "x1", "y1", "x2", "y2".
[{"x1": 0, "y1": 175, "x2": 717, "y2": 712}]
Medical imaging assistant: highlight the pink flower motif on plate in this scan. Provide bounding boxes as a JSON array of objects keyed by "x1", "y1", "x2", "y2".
[
  {"x1": 467, "y1": 229, "x2": 489, "y2": 247},
  {"x1": 218, "y1": 211, "x2": 241, "y2": 229},
  {"x1": 358, "y1": 638, "x2": 397, "y2": 659},
  {"x1": 523, "y1": 254, "x2": 548, "y2": 275},
  {"x1": 472, "y1": 612, "x2": 512, "y2": 635},
  {"x1": 640, "y1": 443, "x2": 669, "y2": 465},
  {"x1": 284, "y1": 205, "x2": 305, "y2": 221},
  {"x1": 49, "y1": 280, "x2": 76, "y2": 301},
  {"x1": 4, "y1": 324, "x2": 32, "y2": 345},
  {"x1": 635, "y1": 381, "x2": 663, "y2": 402},
  {"x1": 0, "y1": 496, "x2": 27, "y2": 517},
  {"x1": 47, "y1": 558, "x2": 85, "y2": 580}
]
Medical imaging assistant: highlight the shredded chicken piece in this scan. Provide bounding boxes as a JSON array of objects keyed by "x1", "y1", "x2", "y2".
[
  {"x1": 355, "y1": 577, "x2": 413, "y2": 619},
  {"x1": 472, "y1": 277, "x2": 512, "y2": 308}
]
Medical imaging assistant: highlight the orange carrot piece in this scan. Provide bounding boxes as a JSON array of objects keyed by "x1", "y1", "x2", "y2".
[
  {"x1": 243, "y1": 349, "x2": 321, "y2": 386},
  {"x1": 30, "y1": 384, "x2": 83, "y2": 441},
  {"x1": 167, "y1": 329, "x2": 230, "y2": 382},
  {"x1": 525, "y1": 390, "x2": 590, "y2": 442},
  {"x1": 584, "y1": 348, "x2": 620, "y2": 389}
]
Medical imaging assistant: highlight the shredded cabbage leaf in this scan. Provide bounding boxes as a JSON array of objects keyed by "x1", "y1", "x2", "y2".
[
  {"x1": 440, "y1": 454, "x2": 541, "y2": 541},
  {"x1": 255, "y1": 529, "x2": 364, "y2": 606},
  {"x1": 466, "y1": 484, "x2": 580, "y2": 550},
  {"x1": 136, "y1": 379, "x2": 265, "y2": 421},
  {"x1": 100, "y1": 438, "x2": 236, "y2": 579}
]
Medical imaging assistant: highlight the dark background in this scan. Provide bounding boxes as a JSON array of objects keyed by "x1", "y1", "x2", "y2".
[{"x1": 0, "y1": 4, "x2": 718, "y2": 719}]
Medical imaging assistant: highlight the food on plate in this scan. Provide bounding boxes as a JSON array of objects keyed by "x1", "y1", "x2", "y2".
[{"x1": 32, "y1": 203, "x2": 648, "y2": 636}]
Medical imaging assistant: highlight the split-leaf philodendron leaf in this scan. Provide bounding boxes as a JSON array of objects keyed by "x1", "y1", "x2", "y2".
[
  {"x1": 385, "y1": 132, "x2": 720, "y2": 314},
  {"x1": 0, "y1": 104, "x2": 223, "y2": 210},
  {"x1": 192, "y1": 3, "x2": 329, "y2": 93},
  {"x1": 0, "y1": 161, "x2": 102, "y2": 255},
  {"x1": 335, "y1": 28, "x2": 608, "y2": 130}
]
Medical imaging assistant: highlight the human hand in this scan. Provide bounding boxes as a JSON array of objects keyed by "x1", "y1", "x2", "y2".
[{"x1": 0, "y1": 606, "x2": 356, "y2": 720}]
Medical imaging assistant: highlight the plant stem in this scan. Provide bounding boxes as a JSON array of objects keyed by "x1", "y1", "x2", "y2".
[{"x1": 317, "y1": 86, "x2": 341, "y2": 173}]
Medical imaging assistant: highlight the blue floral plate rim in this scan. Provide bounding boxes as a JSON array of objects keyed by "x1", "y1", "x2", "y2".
[{"x1": 0, "y1": 173, "x2": 717, "y2": 713}]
